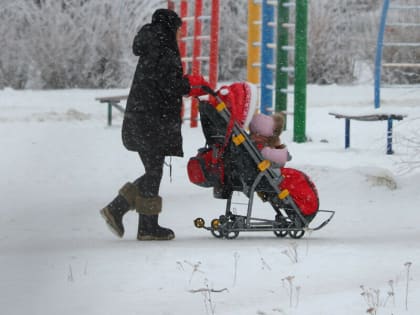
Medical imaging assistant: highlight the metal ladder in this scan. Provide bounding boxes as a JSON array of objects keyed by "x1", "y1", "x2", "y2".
[
  {"x1": 276, "y1": 0, "x2": 295, "y2": 119},
  {"x1": 374, "y1": 0, "x2": 420, "y2": 108},
  {"x1": 168, "y1": 0, "x2": 220, "y2": 127}
]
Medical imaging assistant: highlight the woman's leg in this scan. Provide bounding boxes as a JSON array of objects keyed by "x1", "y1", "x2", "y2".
[
  {"x1": 134, "y1": 151, "x2": 165, "y2": 197},
  {"x1": 134, "y1": 151, "x2": 174, "y2": 240}
]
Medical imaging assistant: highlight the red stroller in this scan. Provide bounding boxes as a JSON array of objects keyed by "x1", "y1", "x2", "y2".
[{"x1": 187, "y1": 83, "x2": 334, "y2": 239}]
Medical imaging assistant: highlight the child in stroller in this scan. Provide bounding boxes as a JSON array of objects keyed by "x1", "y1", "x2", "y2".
[
  {"x1": 249, "y1": 112, "x2": 291, "y2": 167},
  {"x1": 187, "y1": 82, "x2": 334, "y2": 239}
]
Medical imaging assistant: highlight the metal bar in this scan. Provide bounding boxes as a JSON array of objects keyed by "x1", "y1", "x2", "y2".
[
  {"x1": 282, "y1": 23, "x2": 295, "y2": 28},
  {"x1": 181, "y1": 35, "x2": 210, "y2": 41},
  {"x1": 281, "y1": 66, "x2": 294, "y2": 73},
  {"x1": 386, "y1": 22, "x2": 420, "y2": 27},
  {"x1": 107, "y1": 102, "x2": 112, "y2": 126},
  {"x1": 247, "y1": 0, "x2": 261, "y2": 84},
  {"x1": 389, "y1": 5, "x2": 420, "y2": 10},
  {"x1": 191, "y1": 0, "x2": 203, "y2": 128},
  {"x1": 260, "y1": 0, "x2": 275, "y2": 114},
  {"x1": 280, "y1": 88, "x2": 294, "y2": 94},
  {"x1": 383, "y1": 42, "x2": 420, "y2": 47},
  {"x1": 181, "y1": 16, "x2": 195, "y2": 22},
  {"x1": 209, "y1": 0, "x2": 220, "y2": 89},
  {"x1": 293, "y1": 0, "x2": 308, "y2": 143},
  {"x1": 225, "y1": 193, "x2": 233, "y2": 216},
  {"x1": 374, "y1": 0, "x2": 390, "y2": 109},
  {"x1": 387, "y1": 118, "x2": 394, "y2": 154},
  {"x1": 282, "y1": 45, "x2": 295, "y2": 51},
  {"x1": 179, "y1": 0, "x2": 188, "y2": 72},
  {"x1": 178, "y1": 0, "x2": 187, "y2": 122},
  {"x1": 383, "y1": 63, "x2": 420, "y2": 68},
  {"x1": 283, "y1": 2, "x2": 295, "y2": 8},
  {"x1": 345, "y1": 118, "x2": 350, "y2": 149},
  {"x1": 275, "y1": 0, "x2": 295, "y2": 129},
  {"x1": 246, "y1": 172, "x2": 266, "y2": 227}
]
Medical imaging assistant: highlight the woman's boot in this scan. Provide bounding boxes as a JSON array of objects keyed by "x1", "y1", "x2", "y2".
[
  {"x1": 136, "y1": 195, "x2": 175, "y2": 240},
  {"x1": 100, "y1": 182, "x2": 138, "y2": 238}
]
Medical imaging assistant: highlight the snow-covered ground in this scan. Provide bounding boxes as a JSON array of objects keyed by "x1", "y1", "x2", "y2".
[{"x1": 1, "y1": 84, "x2": 419, "y2": 315}]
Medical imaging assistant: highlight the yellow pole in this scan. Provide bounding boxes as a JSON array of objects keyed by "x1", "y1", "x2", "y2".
[{"x1": 247, "y1": 0, "x2": 261, "y2": 84}]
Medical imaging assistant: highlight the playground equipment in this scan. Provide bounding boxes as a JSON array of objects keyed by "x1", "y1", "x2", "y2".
[
  {"x1": 247, "y1": 0, "x2": 308, "y2": 143},
  {"x1": 168, "y1": 0, "x2": 220, "y2": 127},
  {"x1": 375, "y1": 0, "x2": 420, "y2": 108}
]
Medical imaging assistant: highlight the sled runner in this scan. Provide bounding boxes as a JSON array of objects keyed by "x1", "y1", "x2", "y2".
[{"x1": 187, "y1": 84, "x2": 334, "y2": 239}]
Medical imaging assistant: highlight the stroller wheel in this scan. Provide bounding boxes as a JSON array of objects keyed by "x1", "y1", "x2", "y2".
[
  {"x1": 211, "y1": 229, "x2": 224, "y2": 238},
  {"x1": 224, "y1": 229, "x2": 239, "y2": 239},
  {"x1": 210, "y1": 218, "x2": 223, "y2": 238},
  {"x1": 274, "y1": 230, "x2": 288, "y2": 238},
  {"x1": 289, "y1": 230, "x2": 305, "y2": 239},
  {"x1": 210, "y1": 216, "x2": 240, "y2": 239}
]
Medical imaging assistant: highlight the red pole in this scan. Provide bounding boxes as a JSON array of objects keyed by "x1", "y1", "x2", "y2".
[
  {"x1": 179, "y1": 0, "x2": 188, "y2": 122},
  {"x1": 179, "y1": 0, "x2": 188, "y2": 73},
  {"x1": 209, "y1": 0, "x2": 220, "y2": 90},
  {"x1": 190, "y1": 0, "x2": 203, "y2": 128}
]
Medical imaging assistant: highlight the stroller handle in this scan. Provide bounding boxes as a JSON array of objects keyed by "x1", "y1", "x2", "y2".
[
  {"x1": 200, "y1": 85, "x2": 217, "y2": 96},
  {"x1": 191, "y1": 85, "x2": 218, "y2": 97}
]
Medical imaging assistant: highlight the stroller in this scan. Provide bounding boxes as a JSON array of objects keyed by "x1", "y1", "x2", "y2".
[{"x1": 187, "y1": 83, "x2": 334, "y2": 239}]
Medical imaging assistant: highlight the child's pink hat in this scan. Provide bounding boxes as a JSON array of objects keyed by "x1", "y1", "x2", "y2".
[{"x1": 249, "y1": 113, "x2": 274, "y2": 137}]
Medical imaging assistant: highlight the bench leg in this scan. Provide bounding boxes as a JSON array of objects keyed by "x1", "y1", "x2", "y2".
[
  {"x1": 107, "y1": 102, "x2": 112, "y2": 126},
  {"x1": 387, "y1": 118, "x2": 394, "y2": 155},
  {"x1": 345, "y1": 118, "x2": 350, "y2": 149}
]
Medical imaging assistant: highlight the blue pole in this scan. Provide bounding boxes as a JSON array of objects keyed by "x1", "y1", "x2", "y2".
[
  {"x1": 374, "y1": 0, "x2": 390, "y2": 109},
  {"x1": 260, "y1": 1, "x2": 275, "y2": 115}
]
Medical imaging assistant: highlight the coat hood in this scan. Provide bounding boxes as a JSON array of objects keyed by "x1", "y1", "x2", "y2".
[{"x1": 152, "y1": 9, "x2": 182, "y2": 32}]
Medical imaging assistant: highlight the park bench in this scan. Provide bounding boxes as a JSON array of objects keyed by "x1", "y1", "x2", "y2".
[
  {"x1": 95, "y1": 95, "x2": 128, "y2": 126},
  {"x1": 329, "y1": 112, "x2": 406, "y2": 154}
]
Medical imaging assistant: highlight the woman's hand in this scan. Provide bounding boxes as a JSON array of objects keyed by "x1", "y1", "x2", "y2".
[{"x1": 185, "y1": 74, "x2": 209, "y2": 97}]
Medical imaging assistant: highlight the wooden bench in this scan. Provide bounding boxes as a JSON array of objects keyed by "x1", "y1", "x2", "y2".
[
  {"x1": 95, "y1": 95, "x2": 128, "y2": 126},
  {"x1": 329, "y1": 112, "x2": 406, "y2": 154}
]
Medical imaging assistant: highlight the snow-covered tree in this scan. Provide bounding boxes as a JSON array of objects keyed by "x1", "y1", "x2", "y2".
[
  {"x1": 0, "y1": 0, "x2": 164, "y2": 88},
  {"x1": 1, "y1": 0, "x2": 418, "y2": 89}
]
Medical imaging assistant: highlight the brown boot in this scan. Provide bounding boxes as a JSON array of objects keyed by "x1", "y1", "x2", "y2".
[
  {"x1": 100, "y1": 182, "x2": 139, "y2": 238},
  {"x1": 135, "y1": 195, "x2": 175, "y2": 241},
  {"x1": 100, "y1": 195, "x2": 130, "y2": 238},
  {"x1": 137, "y1": 214, "x2": 175, "y2": 241}
]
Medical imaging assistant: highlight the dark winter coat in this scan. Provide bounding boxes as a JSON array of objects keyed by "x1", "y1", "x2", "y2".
[{"x1": 122, "y1": 9, "x2": 190, "y2": 157}]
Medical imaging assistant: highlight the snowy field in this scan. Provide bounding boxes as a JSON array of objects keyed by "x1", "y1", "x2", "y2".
[{"x1": 1, "y1": 84, "x2": 419, "y2": 315}]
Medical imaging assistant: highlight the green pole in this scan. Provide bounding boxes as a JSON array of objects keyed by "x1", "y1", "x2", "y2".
[
  {"x1": 275, "y1": 0, "x2": 290, "y2": 127},
  {"x1": 293, "y1": 0, "x2": 308, "y2": 143}
]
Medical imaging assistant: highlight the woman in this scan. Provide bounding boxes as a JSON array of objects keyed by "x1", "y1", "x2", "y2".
[{"x1": 100, "y1": 8, "x2": 207, "y2": 241}]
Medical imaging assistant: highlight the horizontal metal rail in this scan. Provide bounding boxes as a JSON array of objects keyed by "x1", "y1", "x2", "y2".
[
  {"x1": 383, "y1": 63, "x2": 420, "y2": 68},
  {"x1": 389, "y1": 5, "x2": 420, "y2": 10},
  {"x1": 383, "y1": 42, "x2": 420, "y2": 47},
  {"x1": 387, "y1": 22, "x2": 420, "y2": 27}
]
